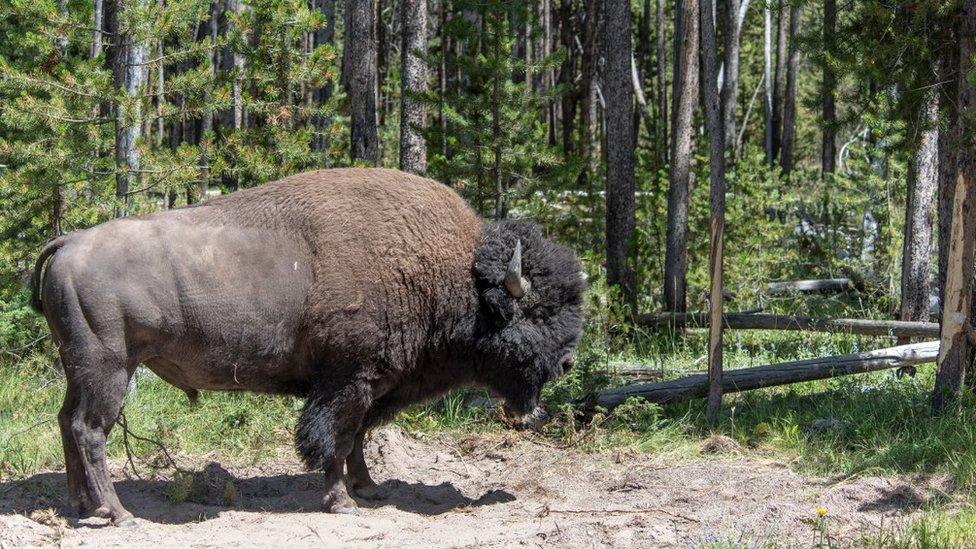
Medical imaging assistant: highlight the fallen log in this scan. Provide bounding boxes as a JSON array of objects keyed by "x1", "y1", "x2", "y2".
[
  {"x1": 593, "y1": 341, "x2": 939, "y2": 410},
  {"x1": 766, "y1": 278, "x2": 854, "y2": 294},
  {"x1": 640, "y1": 312, "x2": 939, "y2": 339}
]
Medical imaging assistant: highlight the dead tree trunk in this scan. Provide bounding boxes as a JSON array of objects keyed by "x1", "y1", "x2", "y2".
[
  {"x1": 399, "y1": 0, "x2": 428, "y2": 174},
  {"x1": 699, "y1": 0, "x2": 726, "y2": 424},
  {"x1": 720, "y1": 0, "x2": 741, "y2": 151},
  {"x1": 345, "y1": 0, "x2": 379, "y2": 163},
  {"x1": 109, "y1": 0, "x2": 148, "y2": 218},
  {"x1": 664, "y1": 0, "x2": 699, "y2": 314},
  {"x1": 821, "y1": 0, "x2": 836, "y2": 177},
  {"x1": 771, "y1": 0, "x2": 787, "y2": 161},
  {"x1": 311, "y1": 0, "x2": 335, "y2": 157},
  {"x1": 605, "y1": 0, "x2": 637, "y2": 307},
  {"x1": 595, "y1": 341, "x2": 939, "y2": 410},
  {"x1": 640, "y1": 312, "x2": 941, "y2": 338},
  {"x1": 779, "y1": 3, "x2": 800, "y2": 174},
  {"x1": 655, "y1": 0, "x2": 668, "y2": 165},
  {"x1": 932, "y1": 0, "x2": 976, "y2": 411},
  {"x1": 762, "y1": 2, "x2": 773, "y2": 165},
  {"x1": 899, "y1": 86, "x2": 940, "y2": 330}
]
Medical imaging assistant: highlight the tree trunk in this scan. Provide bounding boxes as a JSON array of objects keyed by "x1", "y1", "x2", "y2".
[
  {"x1": 655, "y1": 0, "x2": 668, "y2": 165},
  {"x1": 596, "y1": 341, "x2": 940, "y2": 410},
  {"x1": 399, "y1": 0, "x2": 428, "y2": 174},
  {"x1": 699, "y1": 0, "x2": 726, "y2": 424},
  {"x1": 937, "y1": 21, "x2": 960, "y2": 312},
  {"x1": 199, "y1": 0, "x2": 219, "y2": 202},
  {"x1": 664, "y1": 0, "x2": 699, "y2": 314},
  {"x1": 558, "y1": 0, "x2": 576, "y2": 153},
  {"x1": 578, "y1": 0, "x2": 600, "y2": 198},
  {"x1": 899, "y1": 87, "x2": 939, "y2": 329},
  {"x1": 345, "y1": 0, "x2": 379, "y2": 163},
  {"x1": 605, "y1": 0, "x2": 637, "y2": 307},
  {"x1": 762, "y1": 2, "x2": 773, "y2": 165},
  {"x1": 771, "y1": 0, "x2": 787, "y2": 162},
  {"x1": 720, "y1": 0, "x2": 741, "y2": 152},
  {"x1": 109, "y1": 0, "x2": 148, "y2": 218},
  {"x1": 92, "y1": 0, "x2": 104, "y2": 59},
  {"x1": 779, "y1": 3, "x2": 800, "y2": 174},
  {"x1": 821, "y1": 0, "x2": 836, "y2": 177},
  {"x1": 311, "y1": 0, "x2": 335, "y2": 156},
  {"x1": 932, "y1": 0, "x2": 976, "y2": 411}
]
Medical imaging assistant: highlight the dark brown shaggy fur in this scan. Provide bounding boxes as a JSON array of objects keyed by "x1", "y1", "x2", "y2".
[{"x1": 31, "y1": 168, "x2": 584, "y2": 521}]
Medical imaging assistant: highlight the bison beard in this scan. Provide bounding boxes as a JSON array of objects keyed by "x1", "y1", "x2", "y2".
[{"x1": 30, "y1": 168, "x2": 584, "y2": 522}]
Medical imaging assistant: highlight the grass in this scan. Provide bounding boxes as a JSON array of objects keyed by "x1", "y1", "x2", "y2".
[{"x1": 3, "y1": 311, "x2": 976, "y2": 544}]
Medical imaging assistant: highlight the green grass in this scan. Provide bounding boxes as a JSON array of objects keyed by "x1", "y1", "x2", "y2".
[{"x1": 3, "y1": 318, "x2": 976, "y2": 543}]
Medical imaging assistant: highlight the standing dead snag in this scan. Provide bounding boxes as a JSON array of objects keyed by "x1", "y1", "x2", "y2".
[
  {"x1": 699, "y1": 0, "x2": 726, "y2": 424},
  {"x1": 932, "y1": 0, "x2": 976, "y2": 411}
]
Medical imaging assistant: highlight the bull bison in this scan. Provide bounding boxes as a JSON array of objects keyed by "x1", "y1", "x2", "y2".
[{"x1": 30, "y1": 168, "x2": 584, "y2": 524}]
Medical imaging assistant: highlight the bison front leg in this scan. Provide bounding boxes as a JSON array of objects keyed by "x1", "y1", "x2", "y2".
[{"x1": 295, "y1": 381, "x2": 369, "y2": 515}]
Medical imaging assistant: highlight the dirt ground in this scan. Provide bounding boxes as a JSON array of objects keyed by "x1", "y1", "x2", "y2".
[{"x1": 0, "y1": 427, "x2": 952, "y2": 548}]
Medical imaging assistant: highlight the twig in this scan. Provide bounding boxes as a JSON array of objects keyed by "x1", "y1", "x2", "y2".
[
  {"x1": 542, "y1": 507, "x2": 700, "y2": 523},
  {"x1": 115, "y1": 408, "x2": 188, "y2": 477}
]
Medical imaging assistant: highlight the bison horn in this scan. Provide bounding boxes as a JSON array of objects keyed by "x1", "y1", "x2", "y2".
[{"x1": 505, "y1": 240, "x2": 531, "y2": 299}]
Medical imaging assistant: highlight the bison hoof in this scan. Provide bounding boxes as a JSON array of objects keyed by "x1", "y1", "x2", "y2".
[
  {"x1": 324, "y1": 491, "x2": 360, "y2": 515},
  {"x1": 351, "y1": 482, "x2": 381, "y2": 501}
]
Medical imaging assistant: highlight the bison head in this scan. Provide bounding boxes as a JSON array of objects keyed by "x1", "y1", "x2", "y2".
[{"x1": 471, "y1": 220, "x2": 585, "y2": 429}]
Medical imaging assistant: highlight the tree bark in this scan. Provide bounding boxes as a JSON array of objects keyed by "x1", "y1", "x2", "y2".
[
  {"x1": 399, "y1": 0, "x2": 428, "y2": 174},
  {"x1": 558, "y1": 0, "x2": 576, "y2": 153},
  {"x1": 345, "y1": 0, "x2": 379, "y2": 163},
  {"x1": 699, "y1": 0, "x2": 726, "y2": 424},
  {"x1": 821, "y1": 0, "x2": 836, "y2": 177},
  {"x1": 605, "y1": 0, "x2": 636, "y2": 307},
  {"x1": 932, "y1": 0, "x2": 976, "y2": 411},
  {"x1": 109, "y1": 0, "x2": 148, "y2": 218},
  {"x1": 199, "y1": 0, "x2": 219, "y2": 202},
  {"x1": 578, "y1": 0, "x2": 600, "y2": 199},
  {"x1": 762, "y1": 2, "x2": 773, "y2": 165},
  {"x1": 595, "y1": 341, "x2": 940, "y2": 410},
  {"x1": 720, "y1": 0, "x2": 741, "y2": 152},
  {"x1": 779, "y1": 3, "x2": 799, "y2": 174},
  {"x1": 655, "y1": 0, "x2": 668, "y2": 165},
  {"x1": 311, "y1": 0, "x2": 335, "y2": 156},
  {"x1": 664, "y1": 0, "x2": 699, "y2": 314},
  {"x1": 899, "y1": 87, "x2": 940, "y2": 329},
  {"x1": 92, "y1": 0, "x2": 104, "y2": 59},
  {"x1": 771, "y1": 0, "x2": 787, "y2": 162},
  {"x1": 641, "y1": 312, "x2": 941, "y2": 338},
  {"x1": 937, "y1": 20, "x2": 960, "y2": 312}
]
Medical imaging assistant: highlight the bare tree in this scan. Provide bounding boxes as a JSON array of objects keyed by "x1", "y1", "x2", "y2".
[
  {"x1": 720, "y1": 0, "x2": 742, "y2": 151},
  {"x1": 821, "y1": 0, "x2": 836, "y2": 176},
  {"x1": 771, "y1": 0, "x2": 787, "y2": 161},
  {"x1": 399, "y1": 0, "x2": 428, "y2": 174},
  {"x1": 108, "y1": 0, "x2": 148, "y2": 217},
  {"x1": 656, "y1": 0, "x2": 668, "y2": 164},
  {"x1": 345, "y1": 0, "x2": 379, "y2": 163},
  {"x1": 699, "y1": 0, "x2": 726, "y2": 423},
  {"x1": 779, "y1": 3, "x2": 800, "y2": 174},
  {"x1": 763, "y1": 1, "x2": 773, "y2": 164},
  {"x1": 605, "y1": 0, "x2": 637, "y2": 306},
  {"x1": 899, "y1": 87, "x2": 939, "y2": 330},
  {"x1": 664, "y1": 0, "x2": 699, "y2": 314}
]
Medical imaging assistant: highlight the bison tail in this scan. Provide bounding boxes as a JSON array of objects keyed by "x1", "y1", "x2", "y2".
[
  {"x1": 295, "y1": 390, "x2": 337, "y2": 471},
  {"x1": 30, "y1": 235, "x2": 70, "y2": 314}
]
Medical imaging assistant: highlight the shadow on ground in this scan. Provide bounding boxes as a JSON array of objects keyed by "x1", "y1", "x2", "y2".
[{"x1": 0, "y1": 462, "x2": 515, "y2": 526}]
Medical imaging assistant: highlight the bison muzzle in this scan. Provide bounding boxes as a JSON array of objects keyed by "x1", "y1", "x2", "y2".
[{"x1": 30, "y1": 168, "x2": 585, "y2": 523}]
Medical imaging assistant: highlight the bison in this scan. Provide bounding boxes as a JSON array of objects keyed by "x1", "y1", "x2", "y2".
[{"x1": 30, "y1": 168, "x2": 585, "y2": 524}]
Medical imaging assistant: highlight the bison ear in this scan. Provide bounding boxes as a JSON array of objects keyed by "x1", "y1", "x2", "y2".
[{"x1": 480, "y1": 287, "x2": 516, "y2": 327}]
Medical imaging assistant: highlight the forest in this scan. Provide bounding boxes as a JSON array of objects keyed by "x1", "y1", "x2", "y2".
[{"x1": 1, "y1": 0, "x2": 975, "y2": 545}]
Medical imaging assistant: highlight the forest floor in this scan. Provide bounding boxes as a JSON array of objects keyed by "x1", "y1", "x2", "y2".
[{"x1": 0, "y1": 426, "x2": 957, "y2": 548}]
